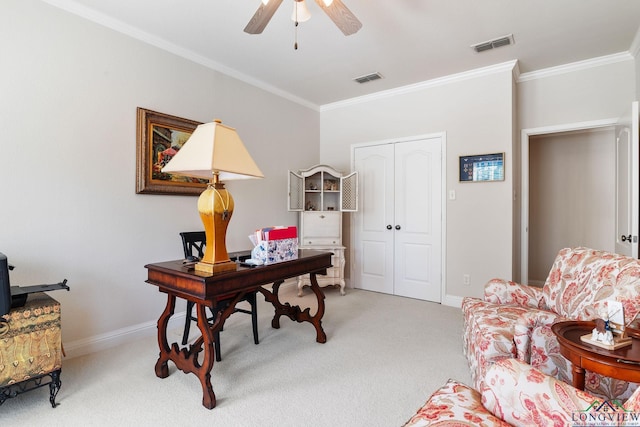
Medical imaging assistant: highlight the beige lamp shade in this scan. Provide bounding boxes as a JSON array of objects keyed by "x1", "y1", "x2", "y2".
[{"x1": 161, "y1": 120, "x2": 264, "y2": 181}]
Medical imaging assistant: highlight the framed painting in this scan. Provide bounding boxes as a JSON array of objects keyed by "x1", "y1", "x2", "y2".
[
  {"x1": 459, "y1": 152, "x2": 505, "y2": 182},
  {"x1": 136, "y1": 107, "x2": 208, "y2": 195}
]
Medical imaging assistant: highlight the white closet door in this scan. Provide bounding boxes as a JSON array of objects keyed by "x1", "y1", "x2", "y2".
[
  {"x1": 353, "y1": 137, "x2": 442, "y2": 302},
  {"x1": 353, "y1": 144, "x2": 395, "y2": 294},
  {"x1": 393, "y1": 138, "x2": 442, "y2": 301}
]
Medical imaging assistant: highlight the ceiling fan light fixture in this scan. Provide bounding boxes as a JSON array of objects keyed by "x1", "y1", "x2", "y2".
[
  {"x1": 292, "y1": 0, "x2": 311, "y2": 23},
  {"x1": 322, "y1": 0, "x2": 334, "y2": 6},
  {"x1": 261, "y1": 0, "x2": 269, "y2": 5}
]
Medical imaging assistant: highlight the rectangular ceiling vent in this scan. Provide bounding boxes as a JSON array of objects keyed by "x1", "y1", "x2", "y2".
[
  {"x1": 471, "y1": 34, "x2": 515, "y2": 53},
  {"x1": 354, "y1": 72, "x2": 384, "y2": 84}
]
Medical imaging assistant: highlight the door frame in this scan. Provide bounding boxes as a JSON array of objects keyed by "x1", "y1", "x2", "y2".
[
  {"x1": 350, "y1": 132, "x2": 447, "y2": 303},
  {"x1": 520, "y1": 118, "x2": 618, "y2": 284}
]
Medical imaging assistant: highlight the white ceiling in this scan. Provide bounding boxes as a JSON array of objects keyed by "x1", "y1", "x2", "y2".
[{"x1": 43, "y1": 0, "x2": 640, "y2": 108}]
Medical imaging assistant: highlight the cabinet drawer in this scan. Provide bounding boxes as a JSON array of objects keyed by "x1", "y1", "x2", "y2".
[{"x1": 301, "y1": 212, "x2": 341, "y2": 245}]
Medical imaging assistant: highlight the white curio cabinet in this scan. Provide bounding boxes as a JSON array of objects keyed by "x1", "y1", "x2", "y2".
[{"x1": 288, "y1": 164, "x2": 358, "y2": 295}]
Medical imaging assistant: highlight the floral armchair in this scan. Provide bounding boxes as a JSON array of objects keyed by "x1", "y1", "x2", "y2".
[
  {"x1": 462, "y1": 247, "x2": 640, "y2": 401},
  {"x1": 404, "y1": 358, "x2": 640, "y2": 427}
]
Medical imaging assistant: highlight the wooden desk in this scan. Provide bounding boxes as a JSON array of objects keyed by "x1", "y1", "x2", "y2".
[
  {"x1": 145, "y1": 250, "x2": 332, "y2": 409},
  {"x1": 552, "y1": 321, "x2": 640, "y2": 390}
]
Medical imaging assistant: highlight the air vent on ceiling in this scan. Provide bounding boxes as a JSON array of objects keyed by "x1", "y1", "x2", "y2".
[
  {"x1": 354, "y1": 72, "x2": 384, "y2": 84},
  {"x1": 471, "y1": 34, "x2": 515, "y2": 53}
]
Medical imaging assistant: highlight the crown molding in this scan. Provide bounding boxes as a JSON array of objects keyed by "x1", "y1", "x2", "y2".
[
  {"x1": 320, "y1": 60, "x2": 519, "y2": 112},
  {"x1": 630, "y1": 26, "x2": 640, "y2": 59},
  {"x1": 41, "y1": 0, "x2": 320, "y2": 111},
  {"x1": 517, "y1": 52, "x2": 634, "y2": 82}
]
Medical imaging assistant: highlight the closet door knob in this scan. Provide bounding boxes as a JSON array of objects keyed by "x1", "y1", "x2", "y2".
[
  {"x1": 386, "y1": 225, "x2": 392, "y2": 230},
  {"x1": 395, "y1": 225, "x2": 401, "y2": 230}
]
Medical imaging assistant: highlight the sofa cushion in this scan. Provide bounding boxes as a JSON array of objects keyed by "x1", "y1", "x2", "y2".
[
  {"x1": 462, "y1": 297, "x2": 531, "y2": 390},
  {"x1": 482, "y1": 358, "x2": 596, "y2": 427},
  {"x1": 542, "y1": 247, "x2": 640, "y2": 321},
  {"x1": 403, "y1": 379, "x2": 509, "y2": 427}
]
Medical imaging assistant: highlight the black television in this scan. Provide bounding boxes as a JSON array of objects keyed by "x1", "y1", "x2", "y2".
[
  {"x1": 0, "y1": 252, "x2": 69, "y2": 317},
  {"x1": 0, "y1": 252, "x2": 11, "y2": 316}
]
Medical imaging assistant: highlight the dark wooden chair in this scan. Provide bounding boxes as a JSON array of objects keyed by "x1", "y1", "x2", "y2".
[{"x1": 179, "y1": 232, "x2": 259, "y2": 362}]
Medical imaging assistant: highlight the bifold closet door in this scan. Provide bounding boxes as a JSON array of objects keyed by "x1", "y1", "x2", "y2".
[{"x1": 353, "y1": 137, "x2": 442, "y2": 302}]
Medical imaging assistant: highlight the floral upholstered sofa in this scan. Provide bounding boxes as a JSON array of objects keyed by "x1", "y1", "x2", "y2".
[
  {"x1": 403, "y1": 358, "x2": 640, "y2": 427},
  {"x1": 462, "y1": 247, "x2": 640, "y2": 401}
]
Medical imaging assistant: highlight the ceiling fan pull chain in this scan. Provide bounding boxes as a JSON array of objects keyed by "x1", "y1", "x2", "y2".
[{"x1": 294, "y1": 20, "x2": 299, "y2": 50}]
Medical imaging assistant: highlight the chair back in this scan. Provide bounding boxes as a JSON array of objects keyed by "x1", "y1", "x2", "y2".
[{"x1": 179, "y1": 232, "x2": 206, "y2": 259}]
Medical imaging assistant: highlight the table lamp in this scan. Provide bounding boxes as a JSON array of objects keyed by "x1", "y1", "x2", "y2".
[{"x1": 162, "y1": 119, "x2": 264, "y2": 273}]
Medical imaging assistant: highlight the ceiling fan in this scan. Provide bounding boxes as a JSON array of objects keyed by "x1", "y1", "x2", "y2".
[{"x1": 244, "y1": 0, "x2": 362, "y2": 36}]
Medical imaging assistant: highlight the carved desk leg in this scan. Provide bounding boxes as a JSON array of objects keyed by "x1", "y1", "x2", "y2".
[
  {"x1": 153, "y1": 294, "x2": 217, "y2": 409},
  {"x1": 154, "y1": 293, "x2": 176, "y2": 379},
  {"x1": 308, "y1": 272, "x2": 327, "y2": 343},
  {"x1": 180, "y1": 293, "x2": 246, "y2": 410},
  {"x1": 193, "y1": 303, "x2": 216, "y2": 409},
  {"x1": 259, "y1": 273, "x2": 327, "y2": 343}
]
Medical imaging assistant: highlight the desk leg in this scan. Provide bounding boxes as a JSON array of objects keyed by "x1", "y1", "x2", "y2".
[
  {"x1": 193, "y1": 303, "x2": 216, "y2": 409},
  {"x1": 154, "y1": 294, "x2": 218, "y2": 409},
  {"x1": 154, "y1": 293, "x2": 175, "y2": 379},
  {"x1": 259, "y1": 273, "x2": 327, "y2": 343},
  {"x1": 571, "y1": 364, "x2": 586, "y2": 390},
  {"x1": 186, "y1": 294, "x2": 246, "y2": 410}
]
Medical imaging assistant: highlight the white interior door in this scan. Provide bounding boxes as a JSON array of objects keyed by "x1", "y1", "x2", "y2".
[
  {"x1": 353, "y1": 138, "x2": 442, "y2": 302},
  {"x1": 393, "y1": 139, "x2": 442, "y2": 301},
  {"x1": 353, "y1": 144, "x2": 395, "y2": 294},
  {"x1": 615, "y1": 101, "x2": 639, "y2": 258}
]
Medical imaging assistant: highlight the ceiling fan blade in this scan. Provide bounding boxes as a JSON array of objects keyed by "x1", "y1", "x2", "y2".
[
  {"x1": 314, "y1": 0, "x2": 362, "y2": 36},
  {"x1": 244, "y1": 0, "x2": 285, "y2": 34}
]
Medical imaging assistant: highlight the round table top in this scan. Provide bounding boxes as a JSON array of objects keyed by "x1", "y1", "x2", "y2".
[{"x1": 552, "y1": 320, "x2": 640, "y2": 364}]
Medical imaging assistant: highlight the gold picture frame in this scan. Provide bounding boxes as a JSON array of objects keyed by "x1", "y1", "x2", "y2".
[{"x1": 135, "y1": 107, "x2": 207, "y2": 195}]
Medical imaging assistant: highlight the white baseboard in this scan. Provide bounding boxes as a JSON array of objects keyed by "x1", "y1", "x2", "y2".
[
  {"x1": 64, "y1": 312, "x2": 186, "y2": 359},
  {"x1": 442, "y1": 294, "x2": 464, "y2": 308},
  {"x1": 63, "y1": 281, "x2": 298, "y2": 359}
]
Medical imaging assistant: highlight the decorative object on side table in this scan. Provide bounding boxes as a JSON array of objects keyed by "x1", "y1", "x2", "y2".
[
  {"x1": 626, "y1": 312, "x2": 640, "y2": 339},
  {"x1": 581, "y1": 301, "x2": 632, "y2": 350},
  {"x1": 161, "y1": 119, "x2": 263, "y2": 274}
]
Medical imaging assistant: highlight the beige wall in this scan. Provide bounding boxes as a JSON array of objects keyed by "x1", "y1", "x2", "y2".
[
  {"x1": 518, "y1": 59, "x2": 636, "y2": 130},
  {"x1": 2, "y1": 0, "x2": 638, "y2": 354},
  {"x1": 320, "y1": 66, "x2": 516, "y2": 303},
  {"x1": 528, "y1": 129, "x2": 615, "y2": 282},
  {"x1": 0, "y1": 0, "x2": 319, "y2": 355}
]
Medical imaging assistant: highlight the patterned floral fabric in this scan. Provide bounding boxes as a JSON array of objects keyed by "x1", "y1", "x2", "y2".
[
  {"x1": 483, "y1": 358, "x2": 640, "y2": 427},
  {"x1": 402, "y1": 379, "x2": 509, "y2": 427},
  {"x1": 0, "y1": 293, "x2": 62, "y2": 387},
  {"x1": 405, "y1": 359, "x2": 640, "y2": 427},
  {"x1": 461, "y1": 297, "x2": 531, "y2": 389},
  {"x1": 463, "y1": 247, "x2": 640, "y2": 401}
]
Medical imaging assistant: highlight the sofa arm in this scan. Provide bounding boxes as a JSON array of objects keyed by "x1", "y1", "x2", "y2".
[
  {"x1": 513, "y1": 309, "x2": 565, "y2": 364},
  {"x1": 484, "y1": 278, "x2": 545, "y2": 308},
  {"x1": 481, "y1": 358, "x2": 595, "y2": 427}
]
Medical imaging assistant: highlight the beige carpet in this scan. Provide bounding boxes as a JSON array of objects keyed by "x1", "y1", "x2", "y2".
[{"x1": 0, "y1": 285, "x2": 471, "y2": 426}]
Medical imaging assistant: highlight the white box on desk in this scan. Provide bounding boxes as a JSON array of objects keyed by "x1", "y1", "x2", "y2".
[{"x1": 252, "y1": 238, "x2": 298, "y2": 264}]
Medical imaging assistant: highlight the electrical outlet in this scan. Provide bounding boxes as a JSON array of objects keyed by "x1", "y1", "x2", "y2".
[{"x1": 463, "y1": 274, "x2": 470, "y2": 285}]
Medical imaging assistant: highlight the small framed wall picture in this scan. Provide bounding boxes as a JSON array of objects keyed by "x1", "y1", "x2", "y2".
[
  {"x1": 459, "y1": 153, "x2": 505, "y2": 182},
  {"x1": 135, "y1": 107, "x2": 207, "y2": 195}
]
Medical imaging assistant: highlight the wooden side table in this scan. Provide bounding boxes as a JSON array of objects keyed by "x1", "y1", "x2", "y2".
[{"x1": 552, "y1": 321, "x2": 640, "y2": 390}]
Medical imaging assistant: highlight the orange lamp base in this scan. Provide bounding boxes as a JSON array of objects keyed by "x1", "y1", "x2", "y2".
[{"x1": 195, "y1": 260, "x2": 237, "y2": 274}]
